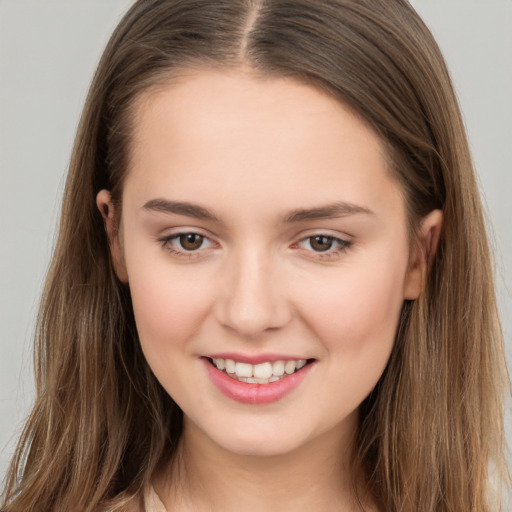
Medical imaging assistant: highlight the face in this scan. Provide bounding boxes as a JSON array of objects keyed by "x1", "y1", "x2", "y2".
[{"x1": 98, "y1": 69, "x2": 432, "y2": 457}]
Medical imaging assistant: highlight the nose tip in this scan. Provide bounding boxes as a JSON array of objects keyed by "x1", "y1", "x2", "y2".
[
  {"x1": 220, "y1": 294, "x2": 285, "y2": 338},
  {"x1": 215, "y1": 254, "x2": 291, "y2": 338}
]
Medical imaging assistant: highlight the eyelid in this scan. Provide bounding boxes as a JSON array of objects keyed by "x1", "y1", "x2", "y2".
[
  {"x1": 156, "y1": 228, "x2": 353, "y2": 260},
  {"x1": 293, "y1": 228, "x2": 353, "y2": 245},
  {"x1": 291, "y1": 230, "x2": 353, "y2": 259},
  {"x1": 157, "y1": 228, "x2": 219, "y2": 258}
]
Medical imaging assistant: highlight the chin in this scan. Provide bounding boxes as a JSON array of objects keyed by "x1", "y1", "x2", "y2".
[
  {"x1": 218, "y1": 436, "x2": 302, "y2": 458},
  {"x1": 202, "y1": 419, "x2": 318, "y2": 458}
]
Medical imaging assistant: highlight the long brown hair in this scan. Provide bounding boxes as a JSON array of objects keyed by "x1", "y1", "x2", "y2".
[{"x1": 2, "y1": 1, "x2": 509, "y2": 510}]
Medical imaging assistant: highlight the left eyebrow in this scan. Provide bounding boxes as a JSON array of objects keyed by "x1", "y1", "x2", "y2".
[
  {"x1": 283, "y1": 201, "x2": 374, "y2": 223},
  {"x1": 142, "y1": 199, "x2": 220, "y2": 222}
]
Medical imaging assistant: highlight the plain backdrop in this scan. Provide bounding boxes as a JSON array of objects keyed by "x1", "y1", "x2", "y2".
[{"x1": 1, "y1": 0, "x2": 511, "y2": 482}]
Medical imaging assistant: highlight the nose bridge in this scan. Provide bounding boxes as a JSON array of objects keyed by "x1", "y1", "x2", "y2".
[{"x1": 217, "y1": 242, "x2": 290, "y2": 337}]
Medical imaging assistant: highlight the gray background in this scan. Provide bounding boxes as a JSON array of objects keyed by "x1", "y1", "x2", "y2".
[{"x1": 1, "y1": 0, "x2": 511, "y2": 485}]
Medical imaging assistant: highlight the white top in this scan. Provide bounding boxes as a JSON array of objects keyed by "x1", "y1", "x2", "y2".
[{"x1": 144, "y1": 485, "x2": 167, "y2": 512}]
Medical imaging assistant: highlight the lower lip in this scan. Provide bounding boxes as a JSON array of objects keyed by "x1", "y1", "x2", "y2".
[{"x1": 203, "y1": 358, "x2": 314, "y2": 404}]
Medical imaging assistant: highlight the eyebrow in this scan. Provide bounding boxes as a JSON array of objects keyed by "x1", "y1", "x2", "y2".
[
  {"x1": 142, "y1": 199, "x2": 220, "y2": 221},
  {"x1": 283, "y1": 202, "x2": 374, "y2": 223},
  {"x1": 142, "y1": 198, "x2": 373, "y2": 223}
]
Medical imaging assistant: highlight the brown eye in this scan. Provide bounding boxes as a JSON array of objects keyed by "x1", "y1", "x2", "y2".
[
  {"x1": 179, "y1": 233, "x2": 204, "y2": 251},
  {"x1": 309, "y1": 235, "x2": 334, "y2": 252}
]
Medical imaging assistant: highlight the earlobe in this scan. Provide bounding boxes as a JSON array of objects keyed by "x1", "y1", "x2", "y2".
[
  {"x1": 403, "y1": 209, "x2": 443, "y2": 300},
  {"x1": 96, "y1": 189, "x2": 129, "y2": 283}
]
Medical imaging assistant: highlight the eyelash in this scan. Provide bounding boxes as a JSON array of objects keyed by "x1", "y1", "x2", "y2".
[
  {"x1": 158, "y1": 232, "x2": 352, "y2": 260},
  {"x1": 158, "y1": 232, "x2": 216, "y2": 259},
  {"x1": 294, "y1": 235, "x2": 352, "y2": 260}
]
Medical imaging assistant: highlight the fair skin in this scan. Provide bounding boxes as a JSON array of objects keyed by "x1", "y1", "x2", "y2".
[{"x1": 98, "y1": 69, "x2": 442, "y2": 512}]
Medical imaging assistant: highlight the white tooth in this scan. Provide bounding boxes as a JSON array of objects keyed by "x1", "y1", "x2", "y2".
[
  {"x1": 244, "y1": 377, "x2": 258, "y2": 384},
  {"x1": 235, "y1": 362, "x2": 253, "y2": 378},
  {"x1": 272, "y1": 360, "x2": 285, "y2": 377},
  {"x1": 225, "y1": 359, "x2": 236, "y2": 374},
  {"x1": 255, "y1": 378, "x2": 270, "y2": 384},
  {"x1": 269, "y1": 376, "x2": 281, "y2": 383},
  {"x1": 284, "y1": 360, "x2": 297, "y2": 375},
  {"x1": 215, "y1": 358, "x2": 225, "y2": 370},
  {"x1": 253, "y1": 362, "x2": 272, "y2": 379},
  {"x1": 296, "y1": 359, "x2": 306, "y2": 369}
]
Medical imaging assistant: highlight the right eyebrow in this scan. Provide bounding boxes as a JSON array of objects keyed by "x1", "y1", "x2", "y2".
[{"x1": 142, "y1": 199, "x2": 220, "y2": 222}]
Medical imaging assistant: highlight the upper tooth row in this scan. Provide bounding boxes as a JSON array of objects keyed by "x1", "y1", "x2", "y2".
[{"x1": 213, "y1": 358, "x2": 307, "y2": 379}]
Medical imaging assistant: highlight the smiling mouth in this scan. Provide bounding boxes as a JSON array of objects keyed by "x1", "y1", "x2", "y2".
[{"x1": 207, "y1": 357, "x2": 314, "y2": 384}]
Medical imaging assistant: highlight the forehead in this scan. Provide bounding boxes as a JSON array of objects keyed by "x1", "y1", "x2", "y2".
[{"x1": 123, "y1": 69, "x2": 403, "y2": 222}]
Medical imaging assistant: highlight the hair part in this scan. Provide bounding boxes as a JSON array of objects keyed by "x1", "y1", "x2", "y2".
[{"x1": 2, "y1": 1, "x2": 509, "y2": 510}]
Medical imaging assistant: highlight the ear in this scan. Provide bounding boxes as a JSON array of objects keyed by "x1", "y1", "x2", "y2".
[
  {"x1": 96, "y1": 189, "x2": 129, "y2": 283},
  {"x1": 403, "y1": 209, "x2": 443, "y2": 300}
]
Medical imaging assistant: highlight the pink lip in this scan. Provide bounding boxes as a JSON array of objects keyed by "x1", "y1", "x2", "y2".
[
  {"x1": 204, "y1": 352, "x2": 308, "y2": 364},
  {"x1": 202, "y1": 357, "x2": 314, "y2": 404}
]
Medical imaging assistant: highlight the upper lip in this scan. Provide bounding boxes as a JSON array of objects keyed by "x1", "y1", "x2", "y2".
[{"x1": 203, "y1": 352, "x2": 312, "y2": 365}]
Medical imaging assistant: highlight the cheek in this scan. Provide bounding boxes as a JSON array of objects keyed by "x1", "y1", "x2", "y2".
[
  {"x1": 295, "y1": 258, "x2": 407, "y2": 417},
  {"x1": 297, "y1": 252, "x2": 407, "y2": 356},
  {"x1": 126, "y1": 261, "x2": 213, "y2": 354}
]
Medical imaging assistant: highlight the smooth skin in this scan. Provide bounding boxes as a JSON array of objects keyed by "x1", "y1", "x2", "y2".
[{"x1": 98, "y1": 69, "x2": 442, "y2": 512}]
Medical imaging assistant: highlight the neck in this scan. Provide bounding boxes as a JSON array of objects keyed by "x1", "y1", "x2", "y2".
[{"x1": 154, "y1": 414, "x2": 376, "y2": 512}]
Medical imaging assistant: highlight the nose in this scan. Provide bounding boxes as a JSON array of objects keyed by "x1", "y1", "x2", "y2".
[{"x1": 215, "y1": 248, "x2": 292, "y2": 339}]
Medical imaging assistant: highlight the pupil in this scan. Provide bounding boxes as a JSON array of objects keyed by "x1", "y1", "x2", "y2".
[
  {"x1": 311, "y1": 236, "x2": 332, "y2": 252},
  {"x1": 180, "y1": 234, "x2": 203, "y2": 251}
]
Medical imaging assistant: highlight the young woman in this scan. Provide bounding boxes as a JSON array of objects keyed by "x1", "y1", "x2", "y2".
[{"x1": 1, "y1": 1, "x2": 509, "y2": 511}]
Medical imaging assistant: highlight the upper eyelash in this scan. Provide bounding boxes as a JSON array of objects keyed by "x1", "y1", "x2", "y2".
[
  {"x1": 296, "y1": 235, "x2": 352, "y2": 257},
  {"x1": 157, "y1": 232, "x2": 215, "y2": 257},
  {"x1": 157, "y1": 232, "x2": 352, "y2": 259}
]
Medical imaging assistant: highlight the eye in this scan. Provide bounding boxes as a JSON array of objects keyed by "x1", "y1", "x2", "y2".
[
  {"x1": 177, "y1": 233, "x2": 206, "y2": 251},
  {"x1": 296, "y1": 235, "x2": 351, "y2": 255},
  {"x1": 158, "y1": 232, "x2": 216, "y2": 256},
  {"x1": 305, "y1": 235, "x2": 335, "y2": 252}
]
